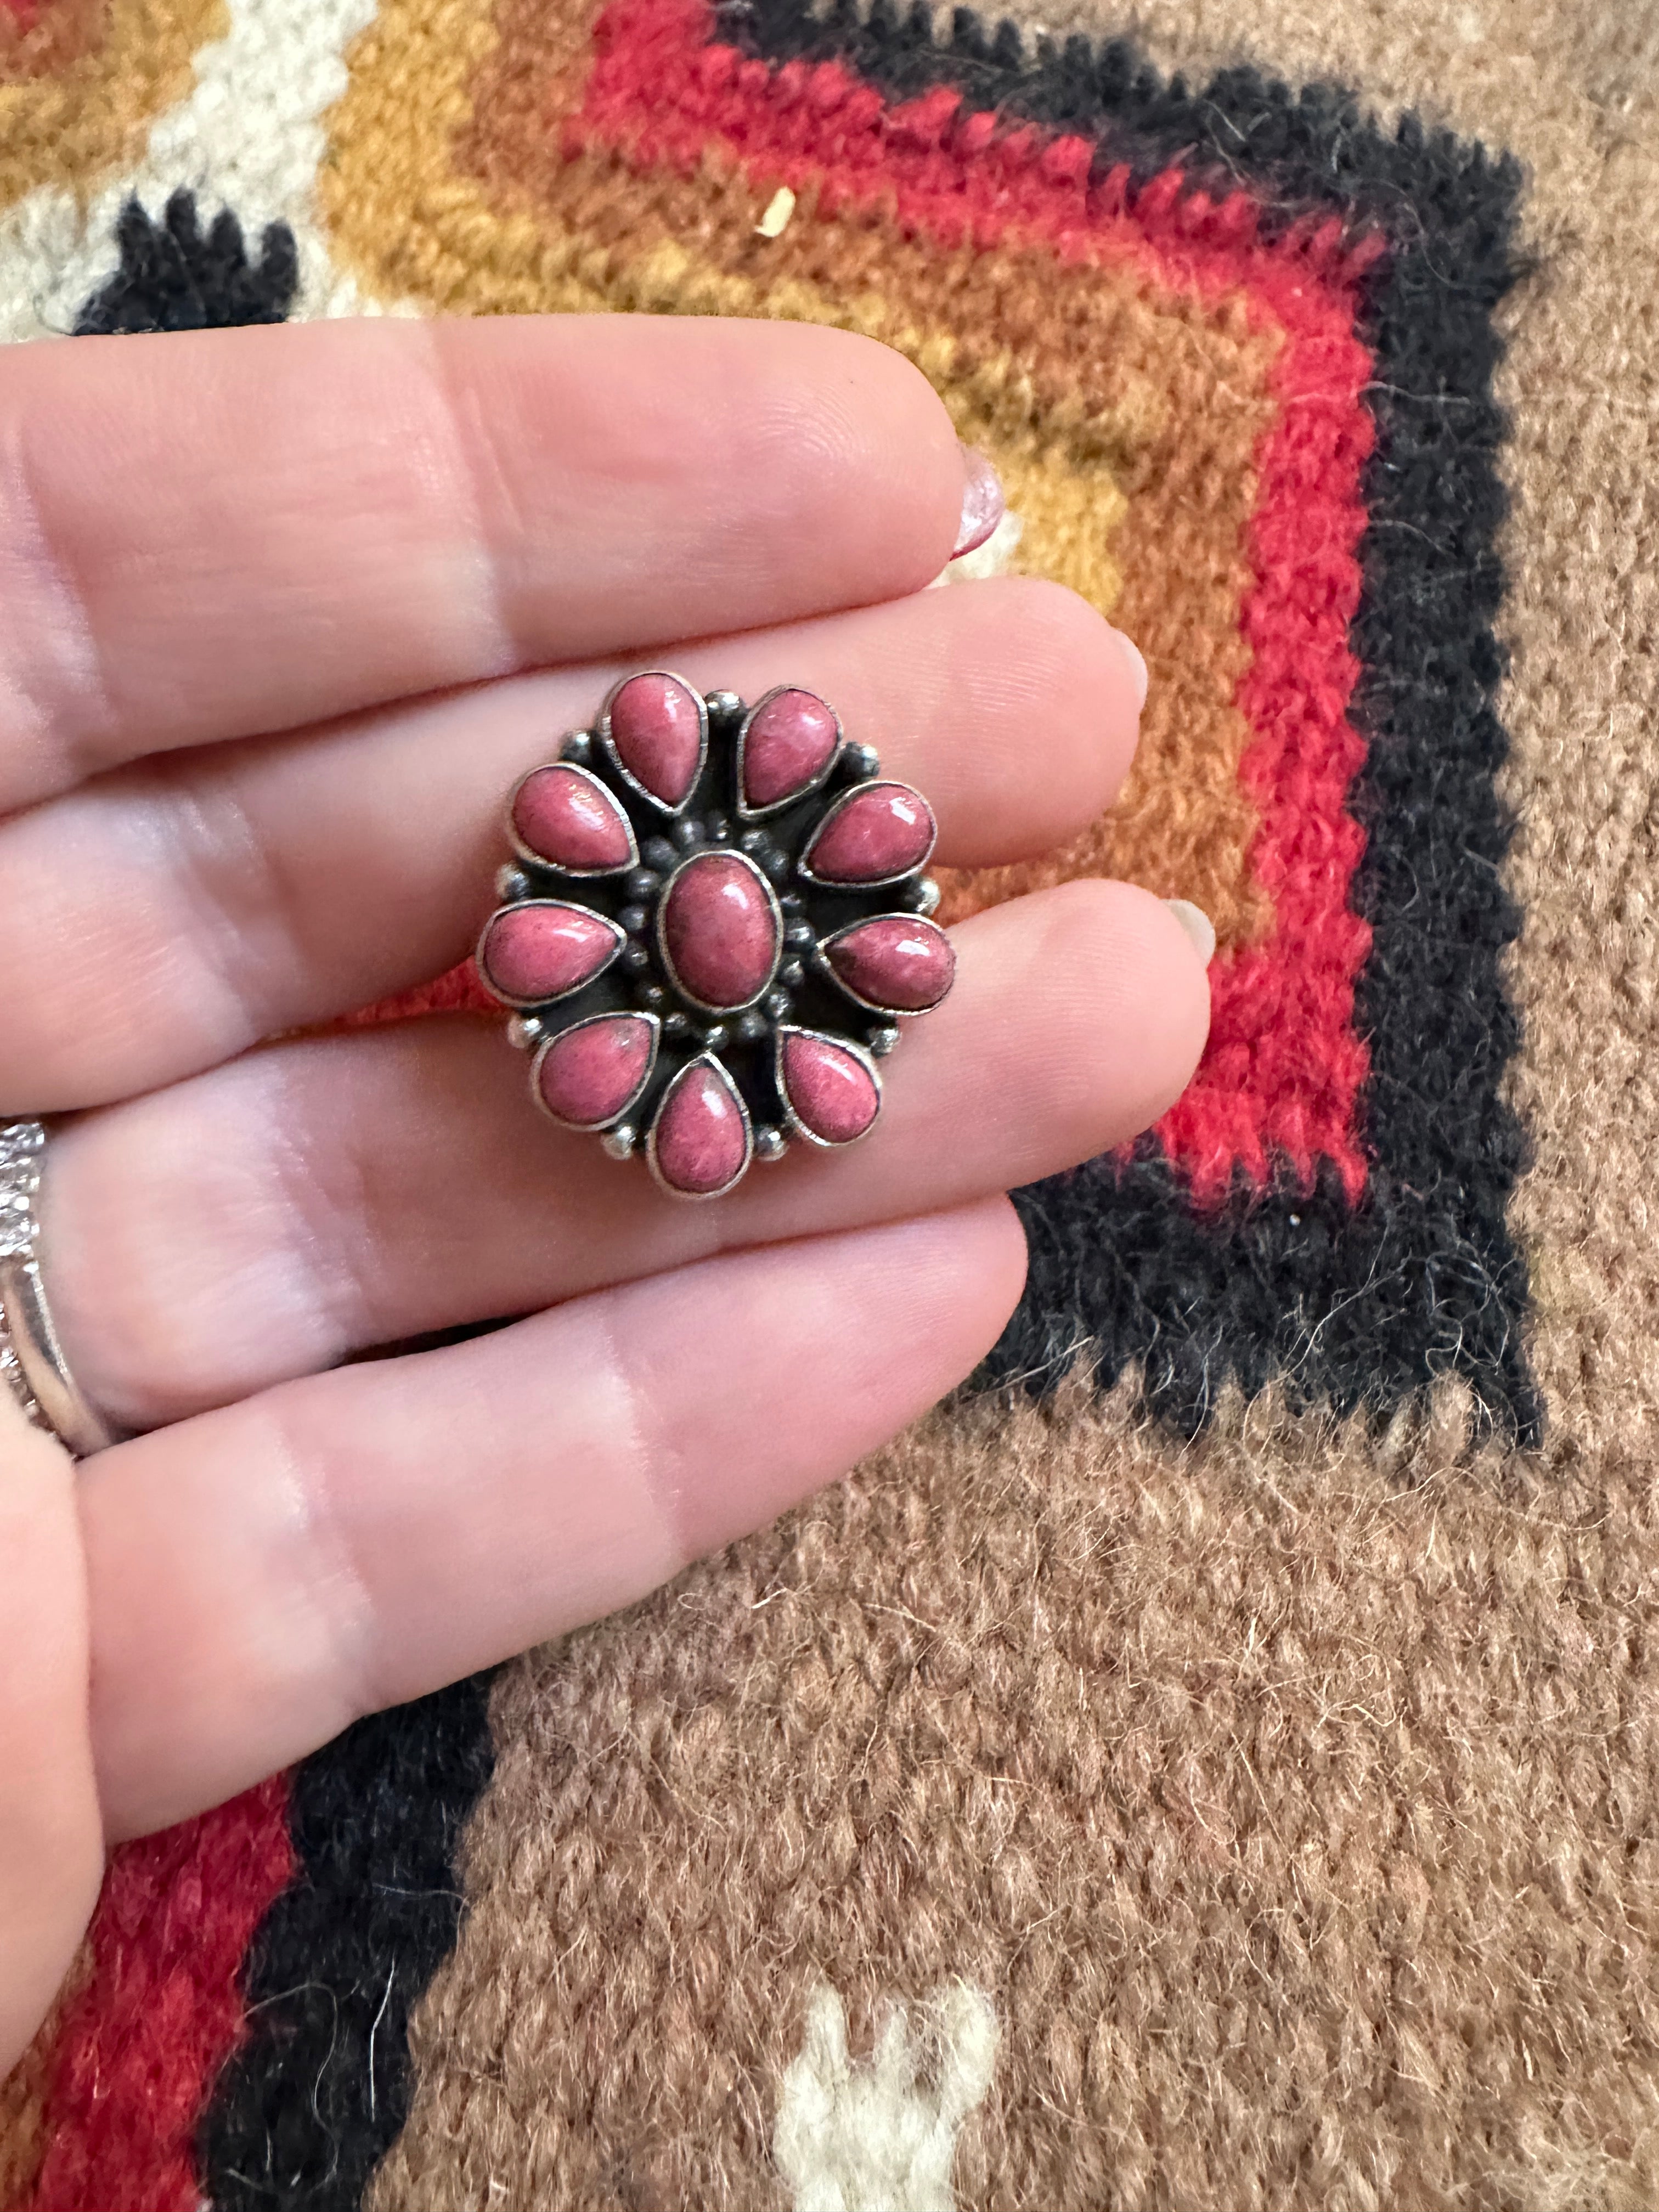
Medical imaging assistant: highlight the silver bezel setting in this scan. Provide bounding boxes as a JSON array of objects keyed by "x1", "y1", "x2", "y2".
[
  {"x1": 507, "y1": 759, "x2": 640, "y2": 878},
  {"x1": 475, "y1": 900, "x2": 627, "y2": 1008},
  {"x1": 645, "y1": 1052, "x2": 754, "y2": 1201},
  {"x1": 654, "y1": 847, "x2": 784, "y2": 1016},
  {"x1": 596, "y1": 667, "x2": 709, "y2": 817},
  {"x1": 814, "y1": 912, "x2": 955, "y2": 1015},
  {"x1": 795, "y1": 780, "x2": 939, "y2": 890},
  {"x1": 773, "y1": 1025, "x2": 884, "y2": 1149},
  {"x1": 531, "y1": 1009, "x2": 662, "y2": 1132},
  {"x1": 734, "y1": 684, "x2": 845, "y2": 822}
]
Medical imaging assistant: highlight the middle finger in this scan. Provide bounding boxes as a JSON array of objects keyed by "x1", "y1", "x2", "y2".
[
  {"x1": 0, "y1": 578, "x2": 1142, "y2": 1110},
  {"x1": 42, "y1": 882, "x2": 1210, "y2": 1431}
]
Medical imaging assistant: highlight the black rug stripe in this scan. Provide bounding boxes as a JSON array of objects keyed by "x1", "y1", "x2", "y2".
[
  {"x1": 198, "y1": 1675, "x2": 498, "y2": 2211},
  {"x1": 74, "y1": 187, "x2": 298, "y2": 334},
  {"x1": 735, "y1": 0, "x2": 1538, "y2": 1440}
]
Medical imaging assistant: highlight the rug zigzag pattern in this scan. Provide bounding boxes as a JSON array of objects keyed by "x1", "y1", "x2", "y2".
[{"x1": 727, "y1": 0, "x2": 1533, "y2": 1435}]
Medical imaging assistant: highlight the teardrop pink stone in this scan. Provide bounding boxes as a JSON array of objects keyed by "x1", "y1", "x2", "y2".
[
  {"x1": 825, "y1": 916, "x2": 955, "y2": 1013},
  {"x1": 661, "y1": 852, "x2": 780, "y2": 1009},
  {"x1": 781, "y1": 1032, "x2": 879, "y2": 1144},
  {"x1": 651, "y1": 1060, "x2": 750, "y2": 1195},
  {"x1": 607, "y1": 673, "x2": 704, "y2": 809},
  {"x1": 479, "y1": 904, "x2": 622, "y2": 1003},
  {"x1": 537, "y1": 1014, "x2": 655, "y2": 1127},
  {"x1": 512, "y1": 765, "x2": 634, "y2": 872},
  {"x1": 803, "y1": 782, "x2": 936, "y2": 883},
  {"x1": 741, "y1": 689, "x2": 840, "y2": 811}
]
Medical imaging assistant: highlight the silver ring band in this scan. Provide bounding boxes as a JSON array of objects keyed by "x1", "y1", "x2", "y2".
[{"x1": 0, "y1": 1120, "x2": 119, "y2": 1458}]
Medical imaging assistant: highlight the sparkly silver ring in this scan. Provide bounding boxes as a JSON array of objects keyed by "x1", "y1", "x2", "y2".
[
  {"x1": 0, "y1": 1120, "x2": 119, "y2": 1458},
  {"x1": 475, "y1": 674, "x2": 957, "y2": 1199}
]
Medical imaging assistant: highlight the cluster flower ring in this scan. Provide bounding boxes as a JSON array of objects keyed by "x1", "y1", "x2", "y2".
[{"x1": 475, "y1": 673, "x2": 957, "y2": 1199}]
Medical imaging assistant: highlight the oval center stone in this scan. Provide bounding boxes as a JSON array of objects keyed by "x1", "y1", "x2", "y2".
[{"x1": 659, "y1": 851, "x2": 781, "y2": 1010}]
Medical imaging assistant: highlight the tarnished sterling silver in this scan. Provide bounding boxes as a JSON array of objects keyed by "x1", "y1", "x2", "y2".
[{"x1": 0, "y1": 1120, "x2": 119, "y2": 1458}]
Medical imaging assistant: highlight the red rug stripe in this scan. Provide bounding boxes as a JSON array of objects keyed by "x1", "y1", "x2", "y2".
[{"x1": 20, "y1": 1781, "x2": 294, "y2": 2212}]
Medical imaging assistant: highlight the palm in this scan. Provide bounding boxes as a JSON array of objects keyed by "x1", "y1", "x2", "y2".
[{"x1": 0, "y1": 313, "x2": 1206, "y2": 2069}]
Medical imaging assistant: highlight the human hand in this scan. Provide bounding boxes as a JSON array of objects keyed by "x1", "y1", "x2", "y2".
[{"x1": 0, "y1": 314, "x2": 1209, "y2": 2068}]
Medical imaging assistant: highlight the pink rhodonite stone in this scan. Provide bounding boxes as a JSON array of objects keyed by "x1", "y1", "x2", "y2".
[
  {"x1": 661, "y1": 851, "x2": 780, "y2": 1009},
  {"x1": 512, "y1": 765, "x2": 634, "y2": 873},
  {"x1": 479, "y1": 903, "x2": 622, "y2": 1003},
  {"x1": 781, "y1": 1031, "x2": 880, "y2": 1145},
  {"x1": 803, "y1": 782, "x2": 936, "y2": 884},
  {"x1": 607, "y1": 673, "x2": 704, "y2": 809},
  {"x1": 825, "y1": 915, "x2": 955, "y2": 1013},
  {"x1": 741, "y1": 689, "x2": 840, "y2": 811},
  {"x1": 537, "y1": 1014, "x2": 655, "y2": 1127},
  {"x1": 651, "y1": 1059, "x2": 750, "y2": 1195}
]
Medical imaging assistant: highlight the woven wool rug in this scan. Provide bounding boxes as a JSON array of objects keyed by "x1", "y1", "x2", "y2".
[{"x1": 3, "y1": 0, "x2": 1657, "y2": 2204}]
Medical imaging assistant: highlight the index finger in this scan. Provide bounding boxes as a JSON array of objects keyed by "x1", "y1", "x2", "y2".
[{"x1": 0, "y1": 316, "x2": 968, "y2": 810}]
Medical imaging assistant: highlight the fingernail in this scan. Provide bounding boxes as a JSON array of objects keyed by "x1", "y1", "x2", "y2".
[
  {"x1": 1164, "y1": 898, "x2": 1216, "y2": 967},
  {"x1": 1119, "y1": 632, "x2": 1149, "y2": 709},
  {"x1": 952, "y1": 444, "x2": 1005, "y2": 559}
]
